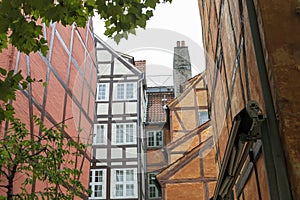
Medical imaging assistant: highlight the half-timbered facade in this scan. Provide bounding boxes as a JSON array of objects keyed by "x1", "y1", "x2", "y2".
[
  {"x1": 168, "y1": 73, "x2": 209, "y2": 155},
  {"x1": 90, "y1": 36, "x2": 145, "y2": 200},
  {"x1": 155, "y1": 73, "x2": 218, "y2": 200}
]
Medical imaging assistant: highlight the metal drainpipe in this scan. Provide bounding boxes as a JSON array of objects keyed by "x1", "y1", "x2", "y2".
[
  {"x1": 245, "y1": 1, "x2": 292, "y2": 199},
  {"x1": 137, "y1": 73, "x2": 144, "y2": 200}
]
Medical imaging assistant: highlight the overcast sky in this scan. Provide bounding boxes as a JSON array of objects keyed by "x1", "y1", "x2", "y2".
[{"x1": 93, "y1": 0, "x2": 205, "y2": 86}]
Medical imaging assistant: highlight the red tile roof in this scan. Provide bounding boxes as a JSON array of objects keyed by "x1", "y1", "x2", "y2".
[{"x1": 146, "y1": 87, "x2": 174, "y2": 123}]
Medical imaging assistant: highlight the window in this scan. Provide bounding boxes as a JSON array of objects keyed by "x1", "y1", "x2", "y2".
[
  {"x1": 97, "y1": 83, "x2": 108, "y2": 101},
  {"x1": 126, "y1": 124, "x2": 134, "y2": 143},
  {"x1": 114, "y1": 123, "x2": 135, "y2": 144},
  {"x1": 126, "y1": 83, "x2": 134, "y2": 99},
  {"x1": 89, "y1": 169, "x2": 106, "y2": 199},
  {"x1": 113, "y1": 169, "x2": 136, "y2": 198},
  {"x1": 148, "y1": 173, "x2": 161, "y2": 199},
  {"x1": 117, "y1": 84, "x2": 125, "y2": 99},
  {"x1": 147, "y1": 131, "x2": 163, "y2": 148},
  {"x1": 116, "y1": 83, "x2": 135, "y2": 100},
  {"x1": 94, "y1": 124, "x2": 106, "y2": 144},
  {"x1": 198, "y1": 110, "x2": 209, "y2": 125},
  {"x1": 116, "y1": 125, "x2": 124, "y2": 144}
]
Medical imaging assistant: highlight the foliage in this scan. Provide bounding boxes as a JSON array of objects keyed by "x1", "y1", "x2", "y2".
[
  {"x1": 0, "y1": 0, "x2": 172, "y2": 198},
  {"x1": 0, "y1": 68, "x2": 89, "y2": 199},
  {"x1": 0, "y1": 0, "x2": 172, "y2": 55},
  {"x1": 0, "y1": 116, "x2": 89, "y2": 199},
  {"x1": 0, "y1": 69, "x2": 34, "y2": 122}
]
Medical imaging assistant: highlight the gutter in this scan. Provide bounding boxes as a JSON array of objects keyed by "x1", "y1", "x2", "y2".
[{"x1": 137, "y1": 72, "x2": 144, "y2": 200}]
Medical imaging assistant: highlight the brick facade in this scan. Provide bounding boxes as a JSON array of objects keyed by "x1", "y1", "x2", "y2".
[
  {"x1": 0, "y1": 20, "x2": 97, "y2": 198},
  {"x1": 198, "y1": 0, "x2": 300, "y2": 199}
]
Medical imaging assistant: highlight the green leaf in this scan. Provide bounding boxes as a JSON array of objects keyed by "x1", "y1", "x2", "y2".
[
  {"x1": 26, "y1": 76, "x2": 34, "y2": 83},
  {"x1": 0, "y1": 68, "x2": 7, "y2": 76},
  {"x1": 114, "y1": 33, "x2": 122, "y2": 44}
]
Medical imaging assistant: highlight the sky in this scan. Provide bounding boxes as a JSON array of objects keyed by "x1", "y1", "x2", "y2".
[{"x1": 93, "y1": 0, "x2": 205, "y2": 87}]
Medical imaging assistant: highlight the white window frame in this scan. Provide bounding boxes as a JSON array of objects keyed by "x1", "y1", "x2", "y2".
[
  {"x1": 111, "y1": 168, "x2": 137, "y2": 198},
  {"x1": 96, "y1": 83, "x2": 108, "y2": 101},
  {"x1": 198, "y1": 110, "x2": 209, "y2": 125},
  {"x1": 148, "y1": 173, "x2": 161, "y2": 199},
  {"x1": 147, "y1": 131, "x2": 163, "y2": 148},
  {"x1": 115, "y1": 83, "x2": 135, "y2": 100},
  {"x1": 89, "y1": 169, "x2": 106, "y2": 199},
  {"x1": 112, "y1": 123, "x2": 136, "y2": 145},
  {"x1": 94, "y1": 124, "x2": 107, "y2": 145}
]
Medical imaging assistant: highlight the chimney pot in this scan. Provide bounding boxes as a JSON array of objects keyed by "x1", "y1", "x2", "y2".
[
  {"x1": 177, "y1": 41, "x2": 181, "y2": 47},
  {"x1": 181, "y1": 41, "x2": 185, "y2": 47}
]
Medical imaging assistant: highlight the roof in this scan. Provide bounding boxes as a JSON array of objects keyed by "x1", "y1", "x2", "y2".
[
  {"x1": 146, "y1": 87, "x2": 174, "y2": 123},
  {"x1": 168, "y1": 72, "x2": 206, "y2": 109},
  {"x1": 94, "y1": 35, "x2": 143, "y2": 78}
]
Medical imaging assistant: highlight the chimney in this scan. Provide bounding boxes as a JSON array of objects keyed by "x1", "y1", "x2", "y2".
[
  {"x1": 181, "y1": 41, "x2": 185, "y2": 47},
  {"x1": 173, "y1": 41, "x2": 192, "y2": 97}
]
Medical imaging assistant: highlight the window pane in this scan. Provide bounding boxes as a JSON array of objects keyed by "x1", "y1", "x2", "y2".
[
  {"x1": 116, "y1": 125, "x2": 124, "y2": 143},
  {"x1": 96, "y1": 125, "x2": 105, "y2": 144},
  {"x1": 156, "y1": 131, "x2": 163, "y2": 147},
  {"x1": 148, "y1": 132, "x2": 154, "y2": 147},
  {"x1": 95, "y1": 170, "x2": 103, "y2": 182},
  {"x1": 149, "y1": 186, "x2": 156, "y2": 198},
  {"x1": 199, "y1": 111, "x2": 209, "y2": 125},
  {"x1": 117, "y1": 84, "x2": 125, "y2": 99},
  {"x1": 90, "y1": 171, "x2": 92, "y2": 182},
  {"x1": 116, "y1": 170, "x2": 124, "y2": 182},
  {"x1": 116, "y1": 184, "x2": 123, "y2": 196},
  {"x1": 149, "y1": 173, "x2": 156, "y2": 185},
  {"x1": 126, "y1": 83, "x2": 134, "y2": 99},
  {"x1": 126, "y1": 124, "x2": 134, "y2": 143},
  {"x1": 97, "y1": 84, "x2": 106, "y2": 100},
  {"x1": 148, "y1": 173, "x2": 161, "y2": 198},
  {"x1": 126, "y1": 170, "x2": 134, "y2": 181},
  {"x1": 94, "y1": 185, "x2": 102, "y2": 197},
  {"x1": 126, "y1": 184, "x2": 134, "y2": 196}
]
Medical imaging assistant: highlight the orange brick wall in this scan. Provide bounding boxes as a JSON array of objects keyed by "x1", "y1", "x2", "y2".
[
  {"x1": 255, "y1": 0, "x2": 300, "y2": 198},
  {"x1": 199, "y1": 0, "x2": 300, "y2": 199},
  {"x1": 200, "y1": 0, "x2": 269, "y2": 193}
]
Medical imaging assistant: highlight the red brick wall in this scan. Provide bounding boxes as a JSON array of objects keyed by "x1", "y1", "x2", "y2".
[{"x1": 0, "y1": 19, "x2": 96, "y2": 198}]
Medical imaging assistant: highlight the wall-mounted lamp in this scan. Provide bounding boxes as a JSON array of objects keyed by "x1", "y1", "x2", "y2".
[{"x1": 212, "y1": 100, "x2": 265, "y2": 200}]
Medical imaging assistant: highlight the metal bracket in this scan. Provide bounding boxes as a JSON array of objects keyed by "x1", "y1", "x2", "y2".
[{"x1": 241, "y1": 100, "x2": 265, "y2": 142}]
